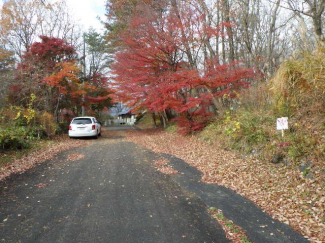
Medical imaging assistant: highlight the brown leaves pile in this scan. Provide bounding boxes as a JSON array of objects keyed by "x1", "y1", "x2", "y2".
[
  {"x1": 125, "y1": 130, "x2": 325, "y2": 243},
  {"x1": 0, "y1": 136, "x2": 88, "y2": 181},
  {"x1": 66, "y1": 153, "x2": 85, "y2": 161},
  {"x1": 154, "y1": 158, "x2": 178, "y2": 175}
]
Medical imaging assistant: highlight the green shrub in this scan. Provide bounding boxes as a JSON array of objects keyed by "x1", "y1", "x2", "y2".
[
  {"x1": 56, "y1": 122, "x2": 70, "y2": 134},
  {"x1": 0, "y1": 127, "x2": 30, "y2": 150},
  {"x1": 200, "y1": 109, "x2": 271, "y2": 153},
  {"x1": 26, "y1": 125, "x2": 47, "y2": 139},
  {"x1": 284, "y1": 132, "x2": 319, "y2": 162},
  {"x1": 166, "y1": 124, "x2": 177, "y2": 133},
  {"x1": 222, "y1": 110, "x2": 272, "y2": 152}
]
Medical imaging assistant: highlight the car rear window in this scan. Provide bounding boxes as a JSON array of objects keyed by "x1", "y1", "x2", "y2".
[{"x1": 71, "y1": 118, "x2": 92, "y2": 124}]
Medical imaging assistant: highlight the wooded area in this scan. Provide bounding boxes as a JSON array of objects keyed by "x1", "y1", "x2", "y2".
[
  {"x1": 0, "y1": 0, "x2": 324, "y2": 132},
  {"x1": 106, "y1": 0, "x2": 325, "y2": 132},
  {"x1": 0, "y1": 0, "x2": 324, "y2": 242},
  {"x1": 0, "y1": 0, "x2": 323, "y2": 159},
  {"x1": 0, "y1": 0, "x2": 324, "y2": 168},
  {"x1": 0, "y1": 0, "x2": 112, "y2": 149},
  {"x1": 105, "y1": 0, "x2": 325, "y2": 194}
]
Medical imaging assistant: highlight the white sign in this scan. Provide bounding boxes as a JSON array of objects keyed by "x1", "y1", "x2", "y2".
[{"x1": 277, "y1": 117, "x2": 288, "y2": 130}]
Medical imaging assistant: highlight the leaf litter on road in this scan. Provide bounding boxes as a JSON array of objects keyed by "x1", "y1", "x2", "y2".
[
  {"x1": 66, "y1": 153, "x2": 85, "y2": 161},
  {"x1": 154, "y1": 158, "x2": 178, "y2": 175},
  {"x1": 0, "y1": 135, "x2": 89, "y2": 181},
  {"x1": 35, "y1": 183, "x2": 47, "y2": 188},
  {"x1": 125, "y1": 129, "x2": 325, "y2": 243}
]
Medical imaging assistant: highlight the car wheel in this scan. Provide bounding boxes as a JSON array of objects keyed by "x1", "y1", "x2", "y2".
[{"x1": 94, "y1": 133, "x2": 98, "y2": 139}]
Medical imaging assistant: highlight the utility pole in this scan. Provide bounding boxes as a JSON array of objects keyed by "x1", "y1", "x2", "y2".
[{"x1": 82, "y1": 33, "x2": 86, "y2": 116}]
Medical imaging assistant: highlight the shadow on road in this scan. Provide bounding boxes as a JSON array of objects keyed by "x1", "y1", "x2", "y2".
[{"x1": 162, "y1": 153, "x2": 309, "y2": 243}]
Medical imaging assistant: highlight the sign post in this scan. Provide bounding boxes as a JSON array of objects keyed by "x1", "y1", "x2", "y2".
[{"x1": 276, "y1": 117, "x2": 289, "y2": 137}]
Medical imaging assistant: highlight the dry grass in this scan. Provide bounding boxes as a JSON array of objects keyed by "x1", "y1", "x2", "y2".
[
  {"x1": 271, "y1": 48, "x2": 325, "y2": 112},
  {"x1": 136, "y1": 112, "x2": 164, "y2": 130},
  {"x1": 238, "y1": 81, "x2": 273, "y2": 111}
]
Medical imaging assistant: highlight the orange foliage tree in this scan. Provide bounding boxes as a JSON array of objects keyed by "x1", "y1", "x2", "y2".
[{"x1": 9, "y1": 36, "x2": 112, "y2": 121}]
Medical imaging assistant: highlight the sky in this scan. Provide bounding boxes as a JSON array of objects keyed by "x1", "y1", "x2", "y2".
[
  {"x1": 0, "y1": 0, "x2": 107, "y2": 32},
  {"x1": 63, "y1": 0, "x2": 107, "y2": 32}
]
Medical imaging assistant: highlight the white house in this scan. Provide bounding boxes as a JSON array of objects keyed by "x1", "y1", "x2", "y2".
[{"x1": 108, "y1": 112, "x2": 136, "y2": 125}]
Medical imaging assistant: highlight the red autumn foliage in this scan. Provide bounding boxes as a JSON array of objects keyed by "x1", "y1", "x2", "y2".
[
  {"x1": 9, "y1": 36, "x2": 112, "y2": 117},
  {"x1": 84, "y1": 72, "x2": 112, "y2": 113},
  {"x1": 9, "y1": 36, "x2": 78, "y2": 114},
  {"x1": 111, "y1": 3, "x2": 256, "y2": 133},
  {"x1": 26, "y1": 36, "x2": 75, "y2": 70}
]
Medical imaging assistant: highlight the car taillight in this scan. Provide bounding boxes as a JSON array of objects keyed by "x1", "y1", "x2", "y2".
[
  {"x1": 69, "y1": 125, "x2": 72, "y2": 130},
  {"x1": 92, "y1": 125, "x2": 95, "y2": 130}
]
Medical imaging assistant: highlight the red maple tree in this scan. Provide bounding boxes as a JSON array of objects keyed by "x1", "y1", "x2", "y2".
[{"x1": 111, "y1": 2, "x2": 256, "y2": 133}]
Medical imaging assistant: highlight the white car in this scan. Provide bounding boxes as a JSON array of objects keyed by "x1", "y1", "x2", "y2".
[{"x1": 69, "y1": 117, "x2": 101, "y2": 139}]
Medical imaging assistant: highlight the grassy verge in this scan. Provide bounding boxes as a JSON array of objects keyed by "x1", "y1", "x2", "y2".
[
  {"x1": 0, "y1": 135, "x2": 88, "y2": 181},
  {"x1": 200, "y1": 106, "x2": 325, "y2": 171},
  {"x1": 0, "y1": 139, "x2": 56, "y2": 168},
  {"x1": 209, "y1": 207, "x2": 252, "y2": 243},
  {"x1": 135, "y1": 112, "x2": 159, "y2": 129}
]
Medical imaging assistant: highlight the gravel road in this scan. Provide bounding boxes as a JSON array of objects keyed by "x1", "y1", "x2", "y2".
[{"x1": 0, "y1": 127, "x2": 229, "y2": 243}]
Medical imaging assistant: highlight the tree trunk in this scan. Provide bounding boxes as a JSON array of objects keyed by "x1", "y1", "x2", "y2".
[
  {"x1": 309, "y1": 0, "x2": 325, "y2": 44},
  {"x1": 221, "y1": 20, "x2": 226, "y2": 63},
  {"x1": 170, "y1": 0, "x2": 195, "y2": 68},
  {"x1": 197, "y1": 0, "x2": 217, "y2": 59},
  {"x1": 159, "y1": 112, "x2": 166, "y2": 128},
  {"x1": 288, "y1": 0, "x2": 325, "y2": 46},
  {"x1": 222, "y1": 0, "x2": 235, "y2": 62},
  {"x1": 151, "y1": 112, "x2": 157, "y2": 128},
  {"x1": 266, "y1": 0, "x2": 280, "y2": 77},
  {"x1": 54, "y1": 93, "x2": 60, "y2": 123}
]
